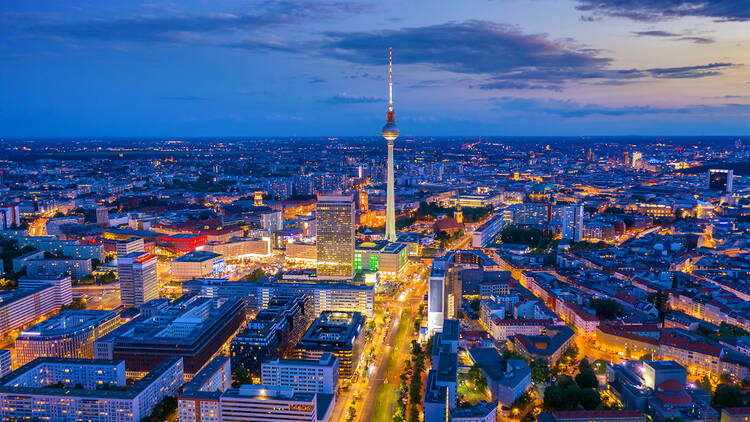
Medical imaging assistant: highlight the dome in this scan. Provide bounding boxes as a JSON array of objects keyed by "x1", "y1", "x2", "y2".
[
  {"x1": 382, "y1": 122, "x2": 399, "y2": 141},
  {"x1": 655, "y1": 379, "x2": 693, "y2": 406}
]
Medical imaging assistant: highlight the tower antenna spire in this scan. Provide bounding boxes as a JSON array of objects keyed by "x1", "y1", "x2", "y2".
[{"x1": 387, "y1": 46, "x2": 394, "y2": 122}]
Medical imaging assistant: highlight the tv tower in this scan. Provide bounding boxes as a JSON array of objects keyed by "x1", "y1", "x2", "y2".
[{"x1": 382, "y1": 47, "x2": 399, "y2": 242}]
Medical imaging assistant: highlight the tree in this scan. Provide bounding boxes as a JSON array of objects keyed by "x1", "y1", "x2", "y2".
[
  {"x1": 245, "y1": 268, "x2": 265, "y2": 282},
  {"x1": 467, "y1": 364, "x2": 487, "y2": 393},
  {"x1": 578, "y1": 358, "x2": 591, "y2": 372},
  {"x1": 697, "y1": 375, "x2": 712, "y2": 394},
  {"x1": 580, "y1": 388, "x2": 601, "y2": 410},
  {"x1": 575, "y1": 369, "x2": 598, "y2": 389},
  {"x1": 469, "y1": 298, "x2": 481, "y2": 314},
  {"x1": 60, "y1": 297, "x2": 86, "y2": 311},
  {"x1": 563, "y1": 384, "x2": 583, "y2": 410},
  {"x1": 639, "y1": 353, "x2": 653, "y2": 361},
  {"x1": 543, "y1": 385, "x2": 565, "y2": 410},
  {"x1": 232, "y1": 366, "x2": 252, "y2": 388},
  {"x1": 661, "y1": 418, "x2": 685, "y2": 422},
  {"x1": 712, "y1": 383, "x2": 743, "y2": 409},
  {"x1": 531, "y1": 360, "x2": 550, "y2": 383},
  {"x1": 588, "y1": 298, "x2": 623, "y2": 320}
]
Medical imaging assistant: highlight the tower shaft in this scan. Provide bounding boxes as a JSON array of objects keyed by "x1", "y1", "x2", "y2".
[{"x1": 386, "y1": 140, "x2": 396, "y2": 241}]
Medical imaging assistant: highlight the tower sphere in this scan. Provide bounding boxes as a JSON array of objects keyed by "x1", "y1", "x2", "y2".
[{"x1": 382, "y1": 122, "x2": 399, "y2": 141}]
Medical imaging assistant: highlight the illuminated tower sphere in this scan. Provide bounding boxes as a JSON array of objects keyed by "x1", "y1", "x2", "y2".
[{"x1": 382, "y1": 47, "x2": 398, "y2": 242}]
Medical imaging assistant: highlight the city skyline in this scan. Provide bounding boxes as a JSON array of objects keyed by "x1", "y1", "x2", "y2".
[{"x1": 2, "y1": 0, "x2": 750, "y2": 137}]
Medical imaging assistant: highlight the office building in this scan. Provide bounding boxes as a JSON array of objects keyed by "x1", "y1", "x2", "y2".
[
  {"x1": 118, "y1": 251, "x2": 158, "y2": 307},
  {"x1": 15, "y1": 309, "x2": 120, "y2": 366},
  {"x1": 316, "y1": 194, "x2": 355, "y2": 279},
  {"x1": 0, "y1": 275, "x2": 73, "y2": 338},
  {"x1": 561, "y1": 205, "x2": 584, "y2": 242},
  {"x1": 0, "y1": 350, "x2": 10, "y2": 377},
  {"x1": 202, "y1": 237, "x2": 271, "y2": 260},
  {"x1": 295, "y1": 311, "x2": 365, "y2": 379},
  {"x1": 607, "y1": 360, "x2": 717, "y2": 422},
  {"x1": 428, "y1": 258, "x2": 461, "y2": 336},
  {"x1": 116, "y1": 236, "x2": 145, "y2": 257},
  {"x1": 95, "y1": 295, "x2": 245, "y2": 377},
  {"x1": 708, "y1": 169, "x2": 734, "y2": 193},
  {"x1": 262, "y1": 353, "x2": 339, "y2": 396},
  {"x1": 231, "y1": 295, "x2": 314, "y2": 377},
  {"x1": 171, "y1": 250, "x2": 224, "y2": 282},
  {"x1": 354, "y1": 240, "x2": 408, "y2": 275},
  {"x1": 183, "y1": 277, "x2": 375, "y2": 318},
  {"x1": 0, "y1": 357, "x2": 184, "y2": 422}
]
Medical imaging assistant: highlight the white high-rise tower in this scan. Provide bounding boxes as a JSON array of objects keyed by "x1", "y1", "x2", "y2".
[{"x1": 381, "y1": 47, "x2": 399, "y2": 242}]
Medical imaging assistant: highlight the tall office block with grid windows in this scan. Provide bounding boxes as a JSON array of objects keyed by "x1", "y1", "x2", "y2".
[{"x1": 316, "y1": 195, "x2": 355, "y2": 279}]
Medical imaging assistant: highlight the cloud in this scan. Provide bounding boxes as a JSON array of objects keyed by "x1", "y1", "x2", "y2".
[
  {"x1": 575, "y1": 0, "x2": 750, "y2": 22},
  {"x1": 162, "y1": 95, "x2": 209, "y2": 101},
  {"x1": 22, "y1": 1, "x2": 369, "y2": 46},
  {"x1": 323, "y1": 93, "x2": 385, "y2": 104},
  {"x1": 308, "y1": 76, "x2": 327, "y2": 84},
  {"x1": 322, "y1": 21, "x2": 735, "y2": 91},
  {"x1": 324, "y1": 21, "x2": 609, "y2": 75},
  {"x1": 491, "y1": 97, "x2": 750, "y2": 118},
  {"x1": 632, "y1": 30, "x2": 715, "y2": 44},
  {"x1": 647, "y1": 62, "x2": 733, "y2": 78}
]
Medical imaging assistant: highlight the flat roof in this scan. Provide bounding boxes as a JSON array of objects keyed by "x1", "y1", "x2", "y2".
[{"x1": 173, "y1": 250, "x2": 223, "y2": 262}]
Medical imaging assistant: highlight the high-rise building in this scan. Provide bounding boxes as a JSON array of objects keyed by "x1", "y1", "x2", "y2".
[
  {"x1": 118, "y1": 252, "x2": 158, "y2": 307},
  {"x1": 708, "y1": 169, "x2": 733, "y2": 193},
  {"x1": 382, "y1": 47, "x2": 399, "y2": 242},
  {"x1": 561, "y1": 205, "x2": 584, "y2": 242},
  {"x1": 95, "y1": 206, "x2": 109, "y2": 226},
  {"x1": 631, "y1": 151, "x2": 643, "y2": 167},
  {"x1": 316, "y1": 194, "x2": 355, "y2": 279},
  {"x1": 294, "y1": 311, "x2": 365, "y2": 379},
  {"x1": 427, "y1": 259, "x2": 462, "y2": 336},
  {"x1": 116, "y1": 236, "x2": 145, "y2": 257}
]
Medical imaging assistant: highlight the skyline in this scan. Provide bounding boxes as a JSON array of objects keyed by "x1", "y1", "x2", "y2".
[{"x1": 2, "y1": 0, "x2": 750, "y2": 137}]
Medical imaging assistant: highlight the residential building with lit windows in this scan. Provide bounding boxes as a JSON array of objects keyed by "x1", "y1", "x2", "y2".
[
  {"x1": 596, "y1": 324, "x2": 660, "y2": 358},
  {"x1": 15, "y1": 309, "x2": 121, "y2": 366},
  {"x1": 294, "y1": 311, "x2": 365, "y2": 380},
  {"x1": 507, "y1": 325, "x2": 575, "y2": 365},
  {"x1": 0, "y1": 275, "x2": 73, "y2": 338},
  {"x1": 178, "y1": 356, "x2": 231, "y2": 422},
  {"x1": 0, "y1": 357, "x2": 184, "y2": 422},
  {"x1": 315, "y1": 194, "x2": 355, "y2": 279}
]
